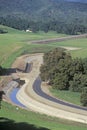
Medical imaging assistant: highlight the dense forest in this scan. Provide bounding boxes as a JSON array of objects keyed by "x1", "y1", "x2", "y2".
[
  {"x1": 40, "y1": 48, "x2": 87, "y2": 106},
  {"x1": 0, "y1": 0, "x2": 87, "y2": 34}
]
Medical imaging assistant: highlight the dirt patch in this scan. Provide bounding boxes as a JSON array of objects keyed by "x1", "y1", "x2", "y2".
[
  {"x1": 59, "y1": 46, "x2": 81, "y2": 51},
  {"x1": 0, "y1": 76, "x2": 12, "y2": 90},
  {"x1": 1, "y1": 53, "x2": 87, "y2": 124},
  {"x1": 12, "y1": 56, "x2": 26, "y2": 72}
]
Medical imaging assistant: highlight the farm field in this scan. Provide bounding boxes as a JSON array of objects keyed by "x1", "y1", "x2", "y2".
[
  {"x1": 50, "y1": 88, "x2": 81, "y2": 105},
  {"x1": 0, "y1": 25, "x2": 87, "y2": 130}
]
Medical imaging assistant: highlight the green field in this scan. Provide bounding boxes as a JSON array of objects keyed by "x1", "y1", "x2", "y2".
[
  {"x1": 0, "y1": 25, "x2": 67, "y2": 67},
  {"x1": 0, "y1": 102, "x2": 87, "y2": 130},
  {"x1": 0, "y1": 25, "x2": 87, "y2": 130},
  {"x1": 1, "y1": 25, "x2": 87, "y2": 67},
  {"x1": 50, "y1": 88, "x2": 81, "y2": 105}
]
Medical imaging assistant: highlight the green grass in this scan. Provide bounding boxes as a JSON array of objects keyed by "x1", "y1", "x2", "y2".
[
  {"x1": 1, "y1": 25, "x2": 87, "y2": 67},
  {"x1": 49, "y1": 38, "x2": 87, "y2": 48},
  {"x1": 47, "y1": 38, "x2": 87, "y2": 58},
  {"x1": 0, "y1": 25, "x2": 67, "y2": 67},
  {"x1": 0, "y1": 102, "x2": 87, "y2": 130},
  {"x1": 50, "y1": 88, "x2": 81, "y2": 105}
]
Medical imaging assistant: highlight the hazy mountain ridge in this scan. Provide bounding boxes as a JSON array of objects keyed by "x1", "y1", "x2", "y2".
[
  {"x1": 0, "y1": 0, "x2": 87, "y2": 18},
  {"x1": 0, "y1": 0, "x2": 87, "y2": 34}
]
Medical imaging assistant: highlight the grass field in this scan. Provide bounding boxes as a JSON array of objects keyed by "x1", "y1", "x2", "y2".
[
  {"x1": 50, "y1": 88, "x2": 81, "y2": 105},
  {"x1": 0, "y1": 102, "x2": 87, "y2": 130},
  {"x1": 1, "y1": 25, "x2": 87, "y2": 67},
  {"x1": 0, "y1": 25, "x2": 67, "y2": 67},
  {"x1": 0, "y1": 25, "x2": 87, "y2": 130},
  {"x1": 45, "y1": 38, "x2": 87, "y2": 58}
]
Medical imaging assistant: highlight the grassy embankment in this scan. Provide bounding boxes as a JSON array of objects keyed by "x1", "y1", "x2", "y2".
[
  {"x1": 0, "y1": 101, "x2": 87, "y2": 130},
  {"x1": 0, "y1": 25, "x2": 87, "y2": 129},
  {"x1": 0, "y1": 25, "x2": 67, "y2": 67}
]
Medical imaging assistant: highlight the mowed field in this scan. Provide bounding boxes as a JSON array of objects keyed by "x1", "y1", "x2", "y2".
[
  {"x1": 0, "y1": 25, "x2": 87, "y2": 130},
  {"x1": 0, "y1": 25, "x2": 87, "y2": 67}
]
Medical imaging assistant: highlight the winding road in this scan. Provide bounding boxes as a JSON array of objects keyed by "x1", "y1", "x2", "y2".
[
  {"x1": 33, "y1": 77, "x2": 87, "y2": 111},
  {"x1": 16, "y1": 53, "x2": 87, "y2": 124}
]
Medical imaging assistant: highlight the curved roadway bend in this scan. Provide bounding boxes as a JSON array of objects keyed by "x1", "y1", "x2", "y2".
[
  {"x1": 33, "y1": 77, "x2": 87, "y2": 111},
  {"x1": 17, "y1": 54, "x2": 87, "y2": 124}
]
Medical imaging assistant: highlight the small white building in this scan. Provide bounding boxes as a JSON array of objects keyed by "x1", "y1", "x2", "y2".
[{"x1": 26, "y1": 29, "x2": 32, "y2": 32}]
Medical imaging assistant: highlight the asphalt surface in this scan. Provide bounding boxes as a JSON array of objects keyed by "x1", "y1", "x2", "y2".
[{"x1": 33, "y1": 76, "x2": 87, "y2": 111}]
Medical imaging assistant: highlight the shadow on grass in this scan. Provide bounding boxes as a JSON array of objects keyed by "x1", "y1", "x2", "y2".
[{"x1": 0, "y1": 117, "x2": 50, "y2": 130}]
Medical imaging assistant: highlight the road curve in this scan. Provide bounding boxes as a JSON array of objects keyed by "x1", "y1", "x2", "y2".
[
  {"x1": 16, "y1": 54, "x2": 87, "y2": 124},
  {"x1": 33, "y1": 77, "x2": 87, "y2": 111}
]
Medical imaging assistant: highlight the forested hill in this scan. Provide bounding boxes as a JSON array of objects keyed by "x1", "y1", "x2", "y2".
[
  {"x1": 0, "y1": 0, "x2": 87, "y2": 19},
  {"x1": 0, "y1": 0, "x2": 87, "y2": 34}
]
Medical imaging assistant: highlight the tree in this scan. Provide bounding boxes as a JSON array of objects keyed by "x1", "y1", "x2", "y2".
[
  {"x1": 80, "y1": 87, "x2": 87, "y2": 106},
  {"x1": 69, "y1": 58, "x2": 87, "y2": 92},
  {"x1": 40, "y1": 48, "x2": 72, "y2": 90},
  {"x1": 69, "y1": 73, "x2": 83, "y2": 92},
  {"x1": 52, "y1": 72, "x2": 69, "y2": 90},
  {"x1": 40, "y1": 48, "x2": 87, "y2": 106},
  {"x1": 40, "y1": 48, "x2": 87, "y2": 94},
  {"x1": 83, "y1": 58, "x2": 87, "y2": 74}
]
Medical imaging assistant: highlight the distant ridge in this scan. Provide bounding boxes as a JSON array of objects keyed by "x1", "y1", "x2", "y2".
[{"x1": 0, "y1": 0, "x2": 87, "y2": 34}]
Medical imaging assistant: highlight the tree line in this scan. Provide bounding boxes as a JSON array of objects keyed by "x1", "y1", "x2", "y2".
[
  {"x1": 1, "y1": 0, "x2": 87, "y2": 35},
  {"x1": 40, "y1": 48, "x2": 87, "y2": 106},
  {"x1": 0, "y1": 16, "x2": 87, "y2": 35}
]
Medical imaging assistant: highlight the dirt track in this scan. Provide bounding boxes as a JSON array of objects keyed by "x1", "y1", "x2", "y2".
[
  {"x1": 16, "y1": 53, "x2": 87, "y2": 124},
  {"x1": 31, "y1": 33, "x2": 87, "y2": 44}
]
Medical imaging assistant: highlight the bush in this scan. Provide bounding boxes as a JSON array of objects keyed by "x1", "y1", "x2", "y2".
[
  {"x1": 80, "y1": 87, "x2": 87, "y2": 106},
  {"x1": 0, "y1": 29, "x2": 8, "y2": 34}
]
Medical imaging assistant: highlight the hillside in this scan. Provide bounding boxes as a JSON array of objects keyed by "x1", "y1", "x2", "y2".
[
  {"x1": 0, "y1": 0, "x2": 87, "y2": 20},
  {"x1": 0, "y1": 0, "x2": 87, "y2": 34}
]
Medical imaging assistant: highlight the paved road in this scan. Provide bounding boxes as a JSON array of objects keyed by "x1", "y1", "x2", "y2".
[
  {"x1": 33, "y1": 77, "x2": 87, "y2": 111},
  {"x1": 16, "y1": 54, "x2": 87, "y2": 124}
]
